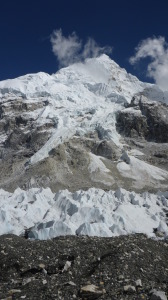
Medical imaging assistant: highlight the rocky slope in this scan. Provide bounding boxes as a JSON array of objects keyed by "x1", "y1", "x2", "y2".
[{"x1": 116, "y1": 94, "x2": 168, "y2": 143}]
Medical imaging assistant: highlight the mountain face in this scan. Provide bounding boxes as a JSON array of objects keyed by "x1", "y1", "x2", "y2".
[{"x1": 0, "y1": 54, "x2": 168, "y2": 239}]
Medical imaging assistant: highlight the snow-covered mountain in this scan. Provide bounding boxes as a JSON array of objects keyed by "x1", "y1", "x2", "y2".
[
  {"x1": 0, "y1": 54, "x2": 149, "y2": 164},
  {"x1": 0, "y1": 54, "x2": 168, "y2": 239},
  {"x1": 0, "y1": 54, "x2": 151, "y2": 100}
]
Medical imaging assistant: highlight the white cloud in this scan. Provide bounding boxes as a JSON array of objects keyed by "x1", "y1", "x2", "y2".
[
  {"x1": 129, "y1": 36, "x2": 168, "y2": 91},
  {"x1": 50, "y1": 29, "x2": 112, "y2": 67},
  {"x1": 50, "y1": 29, "x2": 82, "y2": 67},
  {"x1": 82, "y1": 37, "x2": 112, "y2": 60}
]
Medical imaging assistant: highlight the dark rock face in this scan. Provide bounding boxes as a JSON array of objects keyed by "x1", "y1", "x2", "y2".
[
  {"x1": 0, "y1": 97, "x2": 52, "y2": 155},
  {"x1": 92, "y1": 140, "x2": 120, "y2": 160},
  {"x1": 116, "y1": 109, "x2": 148, "y2": 139},
  {"x1": 116, "y1": 96, "x2": 168, "y2": 143},
  {"x1": 0, "y1": 234, "x2": 168, "y2": 299},
  {"x1": 0, "y1": 97, "x2": 54, "y2": 191}
]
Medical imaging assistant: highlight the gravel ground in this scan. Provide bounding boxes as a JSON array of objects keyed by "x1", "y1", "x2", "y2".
[{"x1": 0, "y1": 234, "x2": 168, "y2": 299}]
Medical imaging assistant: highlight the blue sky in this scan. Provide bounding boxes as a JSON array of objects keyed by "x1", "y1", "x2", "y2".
[{"x1": 0, "y1": 0, "x2": 168, "y2": 88}]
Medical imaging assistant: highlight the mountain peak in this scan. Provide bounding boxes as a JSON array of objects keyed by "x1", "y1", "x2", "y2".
[{"x1": 0, "y1": 54, "x2": 147, "y2": 101}]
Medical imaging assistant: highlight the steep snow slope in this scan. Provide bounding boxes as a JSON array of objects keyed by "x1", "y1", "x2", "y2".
[{"x1": 0, "y1": 54, "x2": 168, "y2": 239}]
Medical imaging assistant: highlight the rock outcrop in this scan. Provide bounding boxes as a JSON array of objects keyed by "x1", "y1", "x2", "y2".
[{"x1": 116, "y1": 95, "x2": 168, "y2": 143}]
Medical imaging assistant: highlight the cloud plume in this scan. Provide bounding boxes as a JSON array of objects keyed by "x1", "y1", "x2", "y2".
[
  {"x1": 50, "y1": 29, "x2": 112, "y2": 67},
  {"x1": 130, "y1": 36, "x2": 168, "y2": 91}
]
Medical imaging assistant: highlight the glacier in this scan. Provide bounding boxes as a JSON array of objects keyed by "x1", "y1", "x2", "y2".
[{"x1": 0, "y1": 186, "x2": 168, "y2": 240}]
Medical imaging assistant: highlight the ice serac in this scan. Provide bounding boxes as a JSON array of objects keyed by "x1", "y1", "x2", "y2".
[{"x1": 0, "y1": 187, "x2": 168, "y2": 240}]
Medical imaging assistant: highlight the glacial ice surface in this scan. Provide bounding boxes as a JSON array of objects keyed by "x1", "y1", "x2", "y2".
[{"x1": 0, "y1": 187, "x2": 168, "y2": 240}]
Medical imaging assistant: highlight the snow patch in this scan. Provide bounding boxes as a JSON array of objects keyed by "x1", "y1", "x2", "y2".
[
  {"x1": 118, "y1": 153, "x2": 168, "y2": 182},
  {"x1": 88, "y1": 153, "x2": 110, "y2": 173}
]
